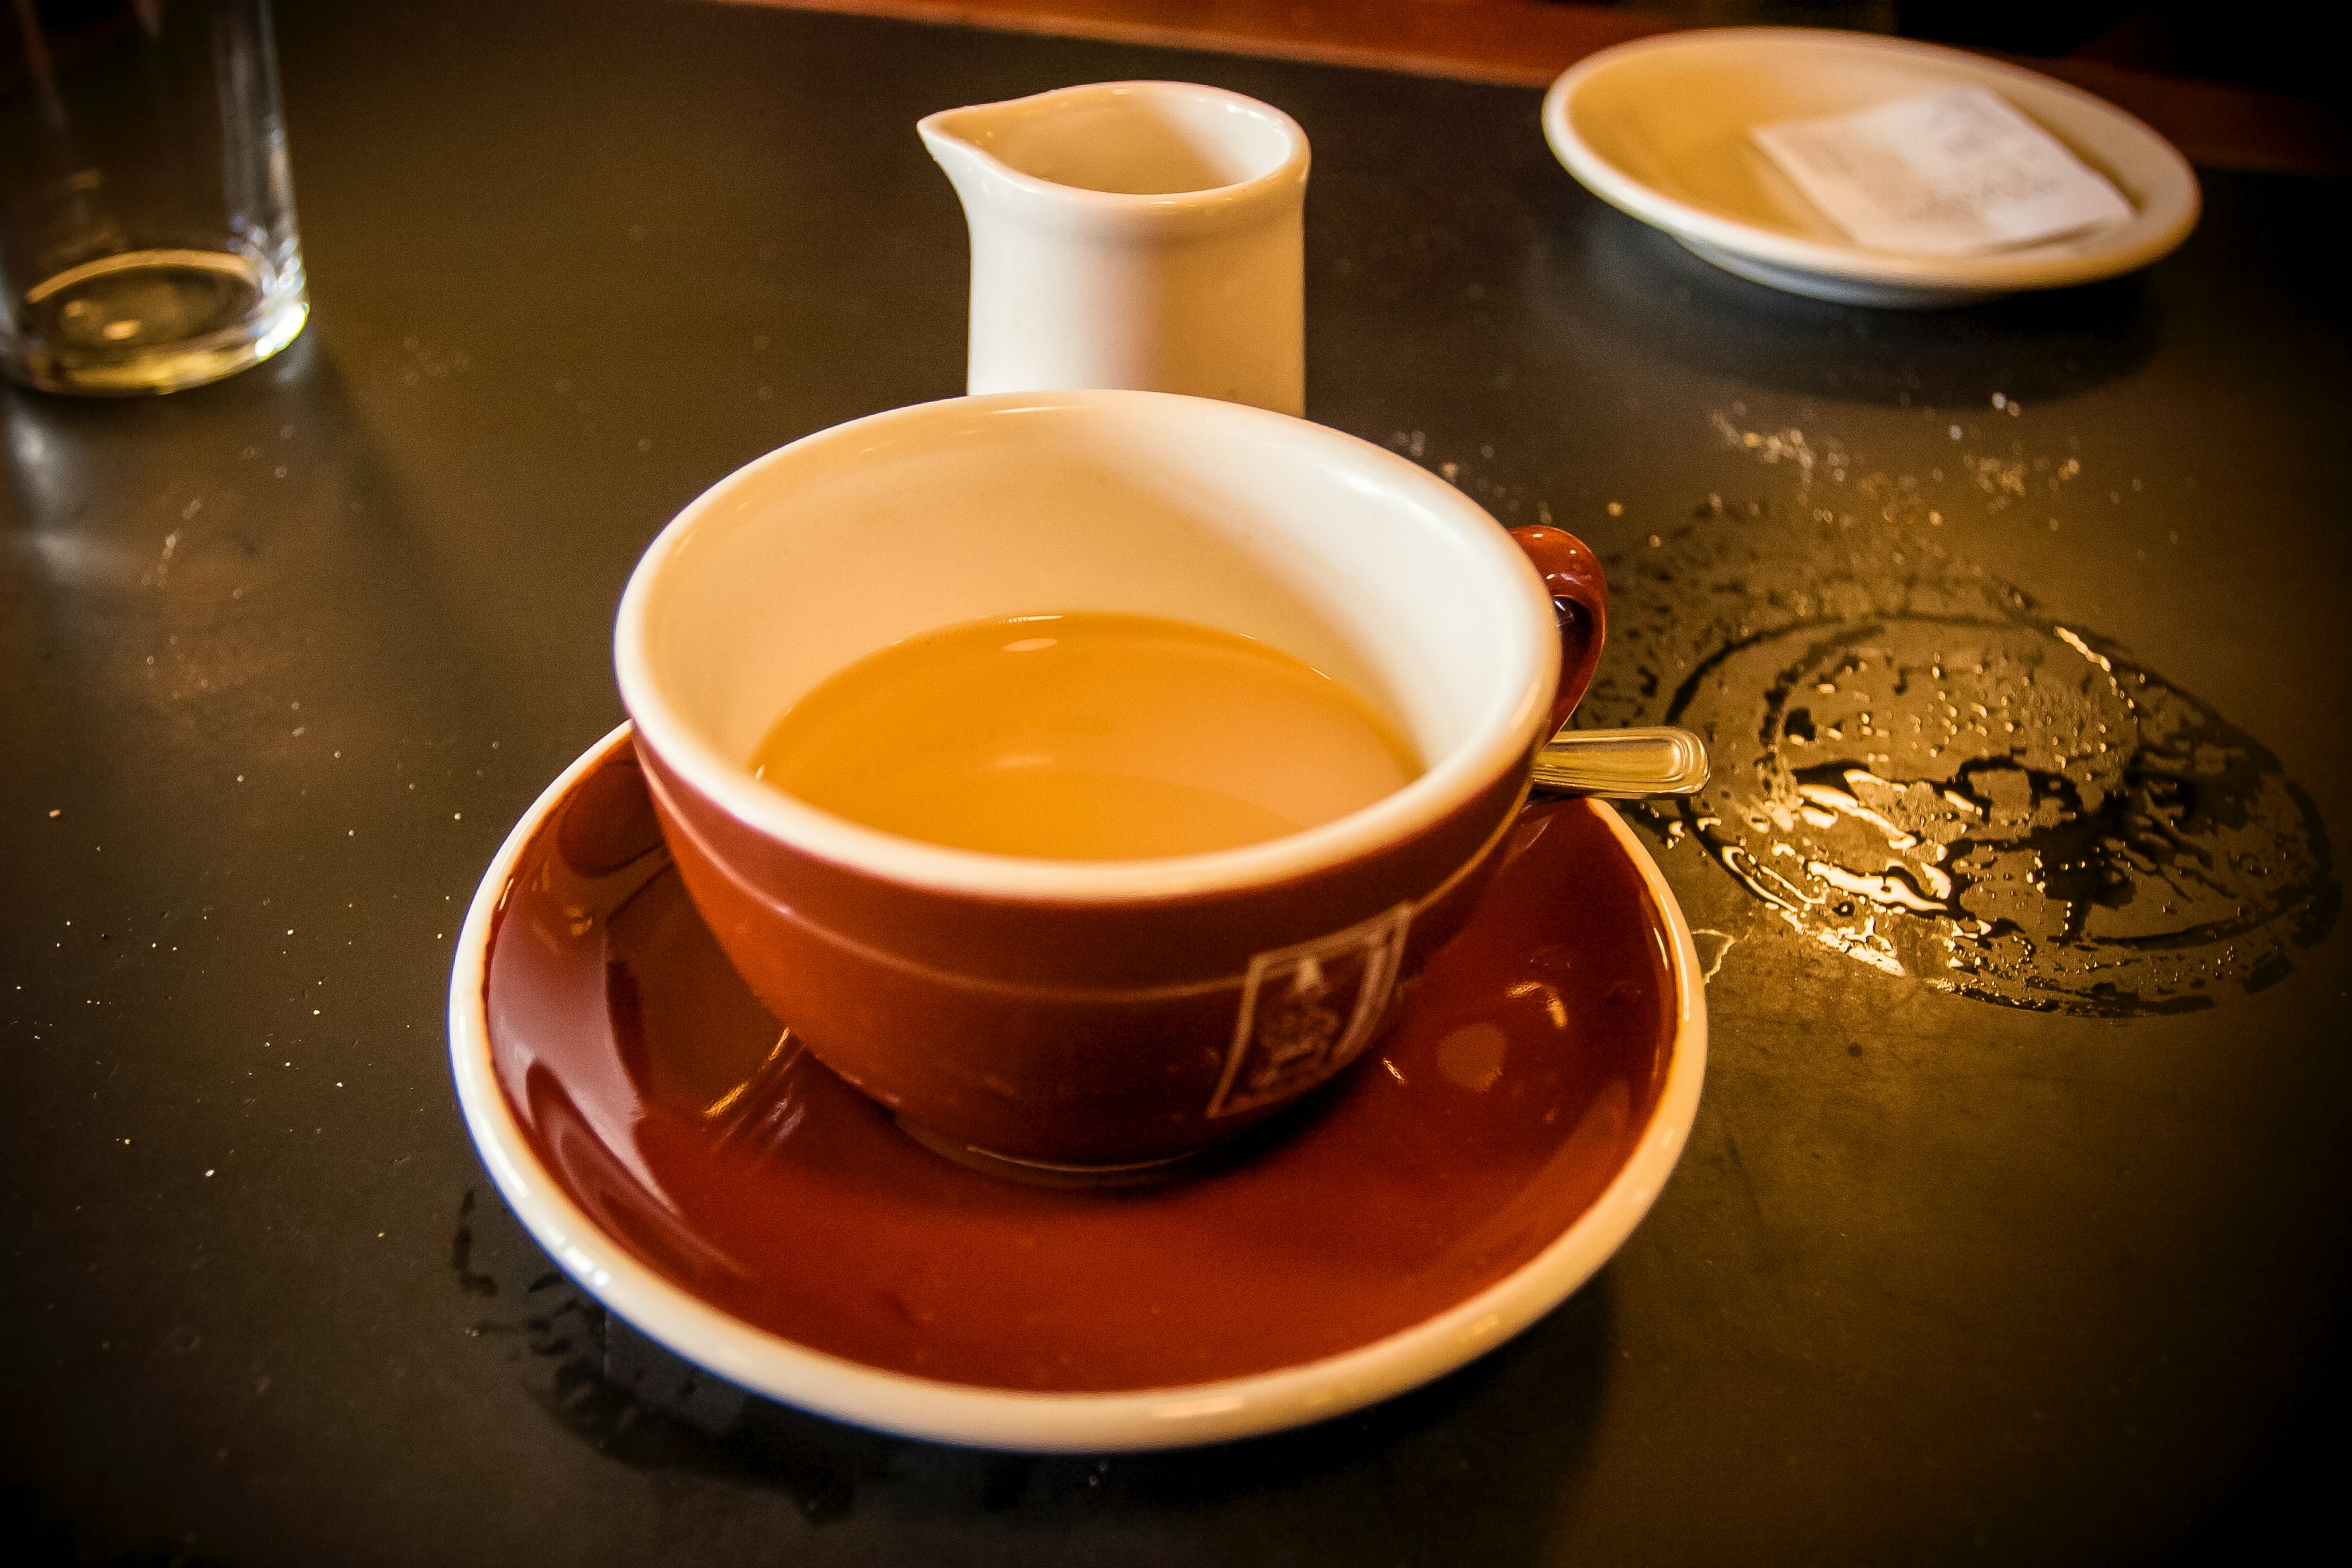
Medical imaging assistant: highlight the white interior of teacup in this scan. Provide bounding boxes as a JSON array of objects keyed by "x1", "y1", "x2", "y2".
[
  {"x1": 616, "y1": 391, "x2": 1557, "y2": 899},
  {"x1": 936, "y1": 81, "x2": 1301, "y2": 197}
]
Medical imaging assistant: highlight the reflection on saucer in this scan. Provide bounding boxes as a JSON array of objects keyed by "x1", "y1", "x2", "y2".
[{"x1": 483, "y1": 751, "x2": 1678, "y2": 1392}]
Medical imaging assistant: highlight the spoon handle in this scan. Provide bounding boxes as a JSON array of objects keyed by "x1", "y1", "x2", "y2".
[{"x1": 1530, "y1": 726, "x2": 1710, "y2": 799}]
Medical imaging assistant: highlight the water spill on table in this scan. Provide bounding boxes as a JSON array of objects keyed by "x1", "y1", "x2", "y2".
[{"x1": 1579, "y1": 467, "x2": 2335, "y2": 1017}]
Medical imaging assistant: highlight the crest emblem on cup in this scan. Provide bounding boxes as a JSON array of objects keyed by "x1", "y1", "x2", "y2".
[
  {"x1": 615, "y1": 390, "x2": 1605, "y2": 1173},
  {"x1": 1210, "y1": 902, "x2": 1414, "y2": 1118}
]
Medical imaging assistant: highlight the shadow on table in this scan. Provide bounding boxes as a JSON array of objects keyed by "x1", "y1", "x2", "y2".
[
  {"x1": 1536, "y1": 207, "x2": 2163, "y2": 409},
  {"x1": 456, "y1": 1184, "x2": 1614, "y2": 1563},
  {"x1": 0, "y1": 327, "x2": 499, "y2": 718}
]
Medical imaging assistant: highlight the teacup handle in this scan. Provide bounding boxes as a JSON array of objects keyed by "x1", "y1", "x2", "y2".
[{"x1": 1509, "y1": 526, "x2": 1609, "y2": 736}]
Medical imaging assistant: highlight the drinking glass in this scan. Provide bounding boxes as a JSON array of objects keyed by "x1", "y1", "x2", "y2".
[{"x1": 1, "y1": 0, "x2": 307, "y2": 395}]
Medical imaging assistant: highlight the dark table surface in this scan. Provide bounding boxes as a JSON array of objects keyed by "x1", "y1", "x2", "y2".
[{"x1": 5, "y1": 1, "x2": 2347, "y2": 1562}]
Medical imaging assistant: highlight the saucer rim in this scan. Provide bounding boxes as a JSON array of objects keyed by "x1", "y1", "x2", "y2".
[
  {"x1": 1541, "y1": 26, "x2": 2200, "y2": 305},
  {"x1": 448, "y1": 722, "x2": 1708, "y2": 1453}
]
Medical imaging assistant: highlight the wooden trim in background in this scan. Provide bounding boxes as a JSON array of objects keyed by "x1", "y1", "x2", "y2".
[
  {"x1": 714, "y1": 1, "x2": 1671, "y2": 86},
  {"x1": 714, "y1": 0, "x2": 2347, "y2": 176}
]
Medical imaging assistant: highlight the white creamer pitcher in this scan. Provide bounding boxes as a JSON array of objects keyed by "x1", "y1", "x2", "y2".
[{"x1": 919, "y1": 81, "x2": 1309, "y2": 416}]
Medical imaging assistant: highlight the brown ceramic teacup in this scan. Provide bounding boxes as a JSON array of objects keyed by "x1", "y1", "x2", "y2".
[{"x1": 614, "y1": 390, "x2": 1606, "y2": 1171}]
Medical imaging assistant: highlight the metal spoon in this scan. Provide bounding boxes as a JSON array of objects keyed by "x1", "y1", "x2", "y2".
[{"x1": 1531, "y1": 726, "x2": 1709, "y2": 799}]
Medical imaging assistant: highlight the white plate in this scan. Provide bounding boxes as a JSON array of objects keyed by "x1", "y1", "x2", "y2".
[{"x1": 1542, "y1": 28, "x2": 2200, "y2": 307}]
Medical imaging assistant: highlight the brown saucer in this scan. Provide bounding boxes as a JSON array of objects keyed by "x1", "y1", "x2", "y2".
[{"x1": 458, "y1": 727, "x2": 1702, "y2": 1440}]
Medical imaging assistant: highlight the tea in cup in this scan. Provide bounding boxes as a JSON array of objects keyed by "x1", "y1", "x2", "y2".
[
  {"x1": 747, "y1": 609, "x2": 1422, "y2": 860},
  {"x1": 614, "y1": 390, "x2": 1605, "y2": 1170}
]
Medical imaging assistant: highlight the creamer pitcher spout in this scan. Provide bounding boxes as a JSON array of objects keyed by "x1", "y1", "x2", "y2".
[
  {"x1": 918, "y1": 81, "x2": 1309, "y2": 416},
  {"x1": 912, "y1": 101, "x2": 1013, "y2": 185}
]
